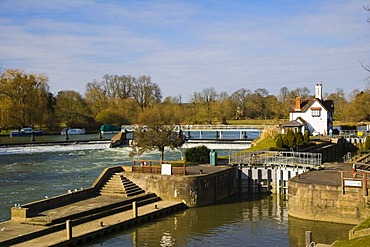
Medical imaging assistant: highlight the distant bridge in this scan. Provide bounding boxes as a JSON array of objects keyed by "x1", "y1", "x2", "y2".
[{"x1": 178, "y1": 125, "x2": 269, "y2": 140}]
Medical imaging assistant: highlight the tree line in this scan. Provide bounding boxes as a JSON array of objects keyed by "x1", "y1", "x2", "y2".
[{"x1": 0, "y1": 68, "x2": 369, "y2": 131}]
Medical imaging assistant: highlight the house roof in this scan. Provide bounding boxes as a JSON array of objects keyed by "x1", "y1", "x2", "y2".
[
  {"x1": 290, "y1": 98, "x2": 334, "y2": 113},
  {"x1": 280, "y1": 119, "x2": 306, "y2": 128}
]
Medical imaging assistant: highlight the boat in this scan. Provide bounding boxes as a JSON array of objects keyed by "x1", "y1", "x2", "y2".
[
  {"x1": 100, "y1": 124, "x2": 121, "y2": 134},
  {"x1": 10, "y1": 127, "x2": 43, "y2": 137},
  {"x1": 61, "y1": 128, "x2": 86, "y2": 135}
]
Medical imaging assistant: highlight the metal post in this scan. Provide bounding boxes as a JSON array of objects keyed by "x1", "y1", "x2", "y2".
[
  {"x1": 31, "y1": 131, "x2": 35, "y2": 142},
  {"x1": 132, "y1": 201, "x2": 138, "y2": 218},
  {"x1": 66, "y1": 220, "x2": 72, "y2": 240},
  {"x1": 305, "y1": 231, "x2": 312, "y2": 246},
  {"x1": 363, "y1": 174, "x2": 368, "y2": 196}
]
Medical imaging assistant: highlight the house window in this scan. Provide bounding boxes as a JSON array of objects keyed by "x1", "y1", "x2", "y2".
[{"x1": 312, "y1": 109, "x2": 321, "y2": 117}]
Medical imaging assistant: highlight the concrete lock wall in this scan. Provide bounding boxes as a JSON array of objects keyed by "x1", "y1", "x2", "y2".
[
  {"x1": 124, "y1": 167, "x2": 237, "y2": 207},
  {"x1": 288, "y1": 180, "x2": 370, "y2": 225}
]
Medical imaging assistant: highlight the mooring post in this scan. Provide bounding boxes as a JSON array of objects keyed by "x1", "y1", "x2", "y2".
[
  {"x1": 132, "y1": 201, "x2": 138, "y2": 218},
  {"x1": 31, "y1": 131, "x2": 35, "y2": 142},
  {"x1": 363, "y1": 174, "x2": 368, "y2": 196},
  {"x1": 305, "y1": 231, "x2": 312, "y2": 246},
  {"x1": 66, "y1": 220, "x2": 72, "y2": 240}
]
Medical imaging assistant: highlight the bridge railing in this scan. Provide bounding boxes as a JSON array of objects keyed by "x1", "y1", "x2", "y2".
[
  {"x1": 179, "y1": 125, "x2": 269, "y2": 131},
  {"x1": 229, "y1": 151, "x2": 322, "y2": 168},
  {"x1": 338, "y1": 130, "x2": 369, "y2": 138}
]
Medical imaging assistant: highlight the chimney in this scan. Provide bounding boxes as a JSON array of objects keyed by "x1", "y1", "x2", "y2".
[
  {"x1": 315, "y1": 83, "x2": 322, "y2": 100},
  {"x1": 295, "y1": 97, "x2": 301, "y2": 111}
]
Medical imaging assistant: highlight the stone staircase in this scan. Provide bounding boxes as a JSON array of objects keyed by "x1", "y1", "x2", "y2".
[{"x1": 98, "y1": 172, "x2": 145, "y2": 197}]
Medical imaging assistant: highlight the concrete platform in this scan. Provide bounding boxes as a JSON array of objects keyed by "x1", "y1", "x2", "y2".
[
  {"x1": 290, "y1": 162, "x2": 352, "y2": 186},
  {"x1": 0, "y1": 198, "x2": 185, "y2": 246}
]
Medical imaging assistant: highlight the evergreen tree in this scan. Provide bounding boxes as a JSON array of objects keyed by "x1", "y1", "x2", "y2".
[
  {"x1": 303, "y1": 130, "x2": 310, "y2": 144},
  {"x1": 295, "y1": 131, "x2": 304, "y2": 146},
  {"x1": 287, "y1": 130, "x2": 296, "y2": 148}
]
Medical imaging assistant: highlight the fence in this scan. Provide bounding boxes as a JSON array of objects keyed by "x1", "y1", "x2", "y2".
[
  {"x1": 132, "y1": 160, "x2": 186, "y2": 175},
  {"x1": 229, "y1": 151, "x2": 322, "y2": 168},
  {"x1": 341, "y1": 171, "x2": 370, "y2": 196}
]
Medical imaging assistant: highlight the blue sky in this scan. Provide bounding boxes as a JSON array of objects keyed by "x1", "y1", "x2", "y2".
[{"x1": 1, "y1": 0, "x2": 369, "y2": 101}]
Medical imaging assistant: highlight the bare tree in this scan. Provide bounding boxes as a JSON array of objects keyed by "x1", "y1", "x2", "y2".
[{"x1": 361, "y1": 4, "x2": 370, "y2": 89}]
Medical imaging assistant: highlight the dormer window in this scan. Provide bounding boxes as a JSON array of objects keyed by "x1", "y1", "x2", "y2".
[{"x1": 311, "y1": 107, "x2": 321, "y2": 117}]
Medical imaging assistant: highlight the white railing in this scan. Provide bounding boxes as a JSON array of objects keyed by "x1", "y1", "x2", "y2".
[
  {"x1": 179, "y1": 125, "x2": 269, "y2": 131},
  {"x1": 230, "y1": 151, "x2": 322, "y2": 168}
]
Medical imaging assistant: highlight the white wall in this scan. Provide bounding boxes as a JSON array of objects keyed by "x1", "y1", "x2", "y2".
[{"x1": 290, "y1": 100, "x2": 329, "y2": 135}]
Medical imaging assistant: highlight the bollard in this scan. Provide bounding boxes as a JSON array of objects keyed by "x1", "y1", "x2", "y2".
[
  {"x1": 31, "y1": 131, "x2": 35, "y2": 142},
  {"x1": 66, "y1": 220, "x2": 72, "y2": 240},
  {"x1": 132, "y1": 201, "x2": 138, "y2": 218},
  {"x1": 305, "y1": 231, "x2": 312, "y2": 246}
]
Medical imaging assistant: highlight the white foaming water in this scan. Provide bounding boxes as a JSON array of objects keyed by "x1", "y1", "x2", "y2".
[{"x1": 0, "y1": 142, "x2": 112, "y2": 155}]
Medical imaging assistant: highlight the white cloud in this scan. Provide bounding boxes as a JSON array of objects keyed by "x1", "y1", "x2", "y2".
[{"x1": 0, "y1": 0, "x2": 369, "y2": 100}]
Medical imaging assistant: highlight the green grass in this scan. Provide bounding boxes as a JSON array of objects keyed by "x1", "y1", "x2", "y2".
[
  {"x1": 333, "y1": 235, "x2": 370, "y2": 247},
  {"x1": 353, "y1": 218, "x2": 370, "y2": 232},
  {"x1": 248, "y1": 138, "x2": 277, "y2": 151}
]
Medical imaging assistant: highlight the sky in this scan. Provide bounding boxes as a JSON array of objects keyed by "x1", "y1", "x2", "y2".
[{"x1": 1, "y1": 0, "x2": 370, "y2": 101}]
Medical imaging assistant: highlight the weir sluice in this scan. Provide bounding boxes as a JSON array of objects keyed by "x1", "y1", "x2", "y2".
[{"x1": 229, "y1": 151, "x2": 322, "y2": 195}]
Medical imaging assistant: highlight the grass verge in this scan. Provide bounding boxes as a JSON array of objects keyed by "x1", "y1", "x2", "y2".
[{"x1": 333, "y1": 235, "x2": 370, "y2": 247}]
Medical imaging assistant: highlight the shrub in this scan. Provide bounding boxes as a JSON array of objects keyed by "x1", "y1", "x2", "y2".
[
  {"x1": 276, "y1": 136, "x2": 284, "y2": 148},
  {"x1": 363, "y1": 136, "x2": 370, "y2": 150},
  {"x1": 269, "y1": 146, "x2": 287, "y2": 151},
  {"x1": 287, "y1": 130, "x2": 296, "y2": 148},
  {"x1": 303, "y1": 130, "x2": 310, "y2": 144},
  {"x1": 295, "y1": 131, "x2": 304, "y2": 146},
  {"x1": 185, "y1": 146, "x2": 211, "y2": 163}
]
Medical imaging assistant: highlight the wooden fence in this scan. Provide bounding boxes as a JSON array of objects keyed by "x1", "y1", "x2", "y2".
[{"x1": 132, "y1": 160, "x2": 186, "y2": 175}]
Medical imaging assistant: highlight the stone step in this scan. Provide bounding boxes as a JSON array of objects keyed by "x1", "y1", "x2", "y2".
[{"x1": 98, "y1": 173, "x2": 145, "y2": 197}]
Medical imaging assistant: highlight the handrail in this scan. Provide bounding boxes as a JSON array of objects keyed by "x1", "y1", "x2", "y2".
[
  {"x1": 179, "y1": 125, "x2": 269, "y2": 131},
  {"x1": 229, "y1": 151, "x2": 322, "y2": 168}
]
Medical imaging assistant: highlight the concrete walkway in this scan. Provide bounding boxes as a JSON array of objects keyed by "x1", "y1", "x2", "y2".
[
  {"x1": 0, "y1": 196, "x2": 185, "y2": 247},
  {"x1": 290, "y1": 162, "x2": 352, "y2": 186}
]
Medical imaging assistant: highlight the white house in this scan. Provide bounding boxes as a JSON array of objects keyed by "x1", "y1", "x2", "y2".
[{"x1": 287, "y1": 84, "x2": 334, "y2": 136}]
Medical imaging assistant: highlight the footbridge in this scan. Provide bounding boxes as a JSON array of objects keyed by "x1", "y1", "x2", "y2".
[
  {"x1": 229, "y1": 151, "x2": 322, "y2": 195},
  {"x1": 178, "y1": 125, "x2": 267, "y2": 139}
]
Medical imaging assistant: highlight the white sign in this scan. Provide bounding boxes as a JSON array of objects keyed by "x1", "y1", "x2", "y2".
[
  {"x1": 161, "y1": 164, "x2": 172, "y2": 175},
  {"x1": 344, "y1": 180, "x2": 362, "y2": 187}
]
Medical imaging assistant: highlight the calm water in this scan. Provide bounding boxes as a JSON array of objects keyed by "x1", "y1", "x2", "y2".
[{"x1": 0, "y1": 136, "x2": 354, "y2": 246}]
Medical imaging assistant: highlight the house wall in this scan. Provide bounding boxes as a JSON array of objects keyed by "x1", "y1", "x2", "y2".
[{"x1": 290, "y1": 100, "x2": 329, "y2": 135}]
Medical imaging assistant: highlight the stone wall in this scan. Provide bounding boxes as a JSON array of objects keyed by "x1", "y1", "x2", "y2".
[
  {"x1": 288, "y1": 179, "x2": 370, "y2": 225},
  {"x1": 124, "y1": 167, "x2": 237, "y2": 207}
]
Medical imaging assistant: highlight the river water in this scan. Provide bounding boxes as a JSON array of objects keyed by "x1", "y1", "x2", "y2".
[{"x1": 0, "y1": 134, "x2": 354, "y2": 246}]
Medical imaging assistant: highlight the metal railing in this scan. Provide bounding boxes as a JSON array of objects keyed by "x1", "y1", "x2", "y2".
[
  {"x1": 338, "y1": 130, "x2": 369, "y2": 138},
  {"x1": 179, "y1": 125, "x2": 269, "y2": 131},
  {"x1": 229, "y1": 151, "x2": 322, "y2": 168}
]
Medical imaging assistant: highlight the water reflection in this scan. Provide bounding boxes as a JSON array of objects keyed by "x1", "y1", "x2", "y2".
[
  {"x1": 87, "y1": 194, "x2": 353, "y2": 247},
  {"x1": 288, "y1": 216, "x2": 354, "y2": 246}
]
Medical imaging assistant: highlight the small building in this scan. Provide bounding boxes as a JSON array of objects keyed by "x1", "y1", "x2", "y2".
[
  {"x1": 280, "y1": 117, "x2": 308, "y2": 134},
  {"x1": 287, "y1": 84, "x2": 334, "y2": 136}
]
